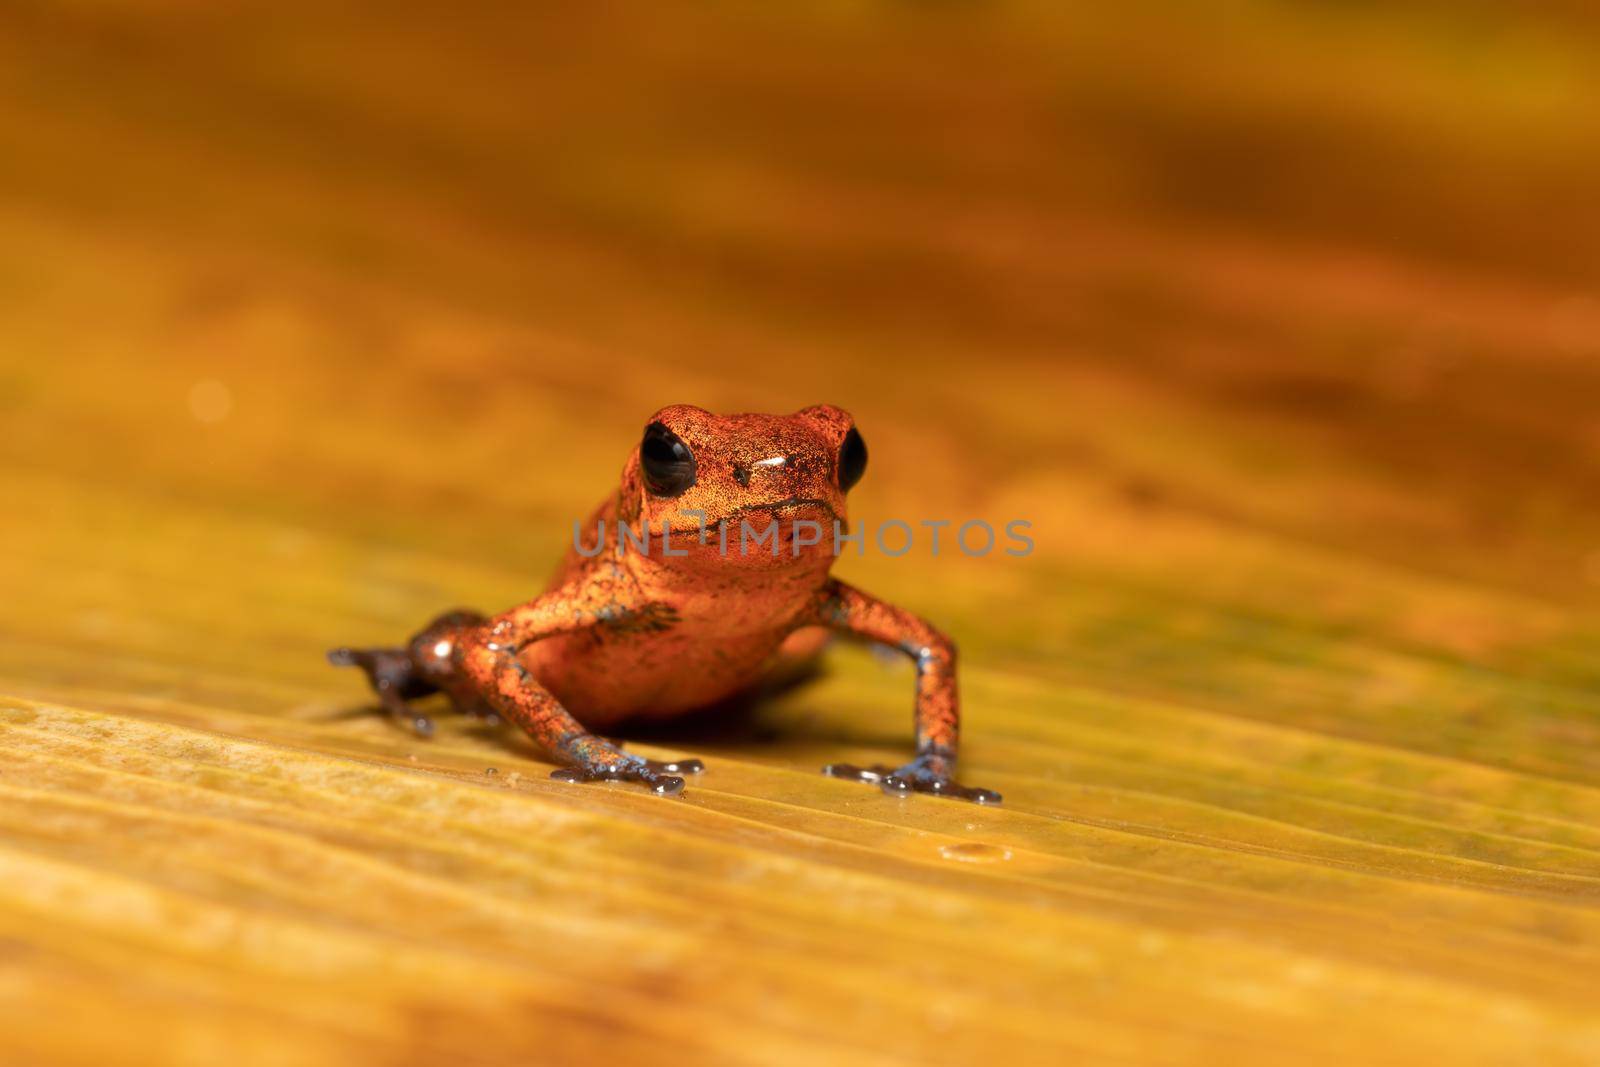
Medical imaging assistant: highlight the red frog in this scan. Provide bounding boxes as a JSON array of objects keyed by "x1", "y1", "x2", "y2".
[{"x1": 329, "y1": 405, "x2": 1000, "y2": 804}]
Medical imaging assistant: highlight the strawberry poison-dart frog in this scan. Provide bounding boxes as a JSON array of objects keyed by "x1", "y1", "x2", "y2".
[{"x1": 330, "y1": 405, "x2": 1000, "y2": 804}]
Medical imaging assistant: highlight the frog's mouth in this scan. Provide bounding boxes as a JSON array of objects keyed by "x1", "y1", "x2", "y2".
[
  {"x1": 737, "y1": 496, "x2": 837, "y2": 521},
  {"x1": 664, "y1": 497, "x2": 837, "y2": 538}
]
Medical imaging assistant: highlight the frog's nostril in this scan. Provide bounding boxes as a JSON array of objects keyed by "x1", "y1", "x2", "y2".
[{"x1": 733, "y1": 464, "x2": 751, "y2": 488}]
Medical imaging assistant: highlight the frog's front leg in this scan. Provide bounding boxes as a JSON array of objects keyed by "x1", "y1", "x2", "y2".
[
  {"x1": 456, "y1": 592, "x2": 703, "y2": 797},
  {"x1": 807, "y1": 579, "x2": 1001, "y2": 805}
]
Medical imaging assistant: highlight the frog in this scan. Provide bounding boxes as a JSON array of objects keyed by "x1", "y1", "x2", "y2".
[{"x1": 328, "y1": 404, "x2": 1000, "y2": 804}]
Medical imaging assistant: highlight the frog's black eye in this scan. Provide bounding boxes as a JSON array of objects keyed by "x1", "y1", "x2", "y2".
[
  {"x1": 640, "y1": 422, "x2": 697, "y2": 497},
  {"x1": 837, "y1": 427, "x2": 868, "y2": 492}
]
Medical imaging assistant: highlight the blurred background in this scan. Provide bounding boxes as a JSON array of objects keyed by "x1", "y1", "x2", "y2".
[{"x1": 4, "y1": 2, "x2": 1600, "y2": 1064}]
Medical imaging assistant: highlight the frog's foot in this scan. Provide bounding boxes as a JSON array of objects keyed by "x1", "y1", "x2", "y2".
[
  {"x1": 823, "y1": 753, "x2": 1001, "y2": 805},
  {"x1": 328, "y1": 646, "x2": 437, "y2": 738},
  {"x1": 550, "y1": 750, "x2": 705, "y2": 797}
]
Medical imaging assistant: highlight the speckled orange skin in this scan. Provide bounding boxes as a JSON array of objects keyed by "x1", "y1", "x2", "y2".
[{"x1": 331, "y1": 405, "x2": 998, "y2": 802}]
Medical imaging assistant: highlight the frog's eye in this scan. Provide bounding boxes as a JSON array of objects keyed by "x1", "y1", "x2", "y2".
[
  {"x1": 640, "y1": 422, "x2": 697, "y2": 497},
  {"x1": 837, "y1": 427, "x2": 868, "y2": 492}
]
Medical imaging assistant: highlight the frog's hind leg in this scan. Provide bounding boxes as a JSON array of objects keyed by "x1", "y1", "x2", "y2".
[
  {"x1": 328, "y1": 609, "x2": 491, "y2": 737},
  {"x1": 403, "y1": 609, "x2": 501, "y2": 723},
  {"x1": 326, "y1": 645, "x2": 439, "y2": 737}
]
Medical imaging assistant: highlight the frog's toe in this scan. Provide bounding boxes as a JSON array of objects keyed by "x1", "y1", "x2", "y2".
[
  {"x1": 643, "y1": 756, "x2": 705, "y2": 775},
  {"x1": 549, "y1": 753, "x2": 699, "y2": 797},
  {"x1": 879, "y1": 773, "x2": 1002, "y2": 805},
  {"x1": 644, "y1": 772, "x2": 688, "y2": 797},
  {"x1": 822, "y1": 762, "x2": 898, "y2": 786},
  {"x1": 822, "y1": 760, "x2": 1001, "y2": 805}
]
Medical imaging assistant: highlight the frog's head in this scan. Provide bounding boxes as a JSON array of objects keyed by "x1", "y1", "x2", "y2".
[{"x1": 616, "y1": 404, "x2": 866, "y2": 571}]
